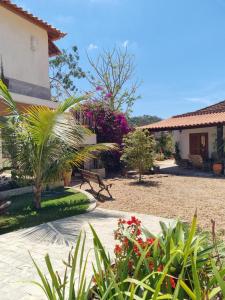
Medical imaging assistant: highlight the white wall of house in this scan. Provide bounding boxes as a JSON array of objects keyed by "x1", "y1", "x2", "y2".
[
  {"x1": 0, "y1": 6, "x2": 52, "y2": 104},
  {"x1": 172, "y1": 126, "x2": 222, "y2": 159}
]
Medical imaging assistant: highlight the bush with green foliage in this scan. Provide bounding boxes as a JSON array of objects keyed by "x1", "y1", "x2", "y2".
[
  {"x1": 121, "y1": 129, "x2": 155, "y2": 181},
  {"x1": 128, "y1": 114, "x2": 162, "y2": 127},
  {"x1": 0, "y1": 81, "x2": 114, "y2": 209},
  {"x1": 155, "y1": 132, "x2": 174, "y2": 159},
  {"x1": 31, "y1": 213, "x2": 225, "y2": 299}
]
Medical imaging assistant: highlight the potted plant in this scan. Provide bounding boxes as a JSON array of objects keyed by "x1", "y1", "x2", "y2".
[
  {"x1": 62, "y1": 161, "x2": 73, "y2": 186},
  {"x1": 211, "y1": 152, "x2": 223, "y2": 175}
]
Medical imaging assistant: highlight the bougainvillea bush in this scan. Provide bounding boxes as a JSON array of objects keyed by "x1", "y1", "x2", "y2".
[
  {"x1": 73, "y1": 100, "x2": 131, "y2": 145},
  {"x1": 72, "y1": 99, "x2": 131, "y2": 171},
  {"x1": 32, "y1": 213, "x2": 225, "y2": 299}
]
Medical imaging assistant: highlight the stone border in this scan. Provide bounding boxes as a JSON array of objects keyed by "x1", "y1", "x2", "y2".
[
  {"x1": 0, "y1": 186, "x2": 33, "y2": 199},
  {"x1": 72, "y1": 187, "x2": 97, "y2": 212}
]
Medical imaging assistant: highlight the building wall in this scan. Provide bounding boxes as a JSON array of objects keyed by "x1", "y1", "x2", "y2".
[
  {"x1": 172, "y1": 126, "x2": 222, "y2": 159},
  {"x1": 0, "y1": 6, "x2": 51, "y2": 104}
]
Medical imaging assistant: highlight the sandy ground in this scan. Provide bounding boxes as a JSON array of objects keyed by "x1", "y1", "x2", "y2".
[{"x1": 78, "y1": 174, "x2": 225, "y2": 234}]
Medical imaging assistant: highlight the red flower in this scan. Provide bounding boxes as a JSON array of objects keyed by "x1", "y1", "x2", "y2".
[
  {"x1": 157, "y1": 265, "x2": 163, "y2": 272},
  {"x1": 149, "y1": 261, "x2": 154, "y2": 271},
  {"x1": 128, "y1": 260, "x2": 133, "y2": 269},
  {"x1": 118, "y1": 218, "x2": 126, "y2": 225},
  {"x1": 123, "y1": 237, "x2": 129, "y2": 247},
  {"x1": 133, "y1": 244, "x2": 141, "y2": 256},
  {"x1": 170, "y1": 277, "x2": 176, "y2": 289},
  {"x1": 136, "y1": 228, "x2": 142, "y2": 236},
  {"x1": 114, "y1": 244, "x2": 122, "y2": 255},
  {"x1": 147, "y1": 238, "x2": 155, "y2": 245},
  {"x1": 127, "y1": 216, "x2": 141, "y2": 226},
  {"x1": 137, "y1": 238, "x2": 144, "y2": 245}
]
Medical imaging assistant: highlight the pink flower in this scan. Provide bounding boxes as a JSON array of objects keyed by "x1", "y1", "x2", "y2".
[
  {"x1": 105, "y1": 92, "x2": 112, "y2": 98},
  {"x1": 96, "y1": 85, "x2": 103, "y2": 91}
]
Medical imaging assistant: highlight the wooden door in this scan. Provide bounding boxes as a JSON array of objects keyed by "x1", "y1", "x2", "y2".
[{"x1": 189, "y1": 133, "x2": 208, "y2": 159}]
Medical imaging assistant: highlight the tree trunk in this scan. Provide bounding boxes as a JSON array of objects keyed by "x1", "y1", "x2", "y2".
[
  {"x1": 138, "y1": 171, "x2": 142, "y2": 182},
  {"x1": 33, "y1": 184, "x2": 42, "y2": 209}
]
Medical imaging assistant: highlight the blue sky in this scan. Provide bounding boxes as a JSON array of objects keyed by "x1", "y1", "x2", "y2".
[{"x1": 14, "y1": 0, "x2": 225, "y2": 118}]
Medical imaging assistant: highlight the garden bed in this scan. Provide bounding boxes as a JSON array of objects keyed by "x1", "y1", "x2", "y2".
[{"x1": 0, "y1": 187, "x2": 89, "y2": 234}]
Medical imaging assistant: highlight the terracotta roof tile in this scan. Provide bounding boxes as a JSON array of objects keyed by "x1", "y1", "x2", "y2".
[
  {"x1": 139, "y1": 112, "x2": 225, "y2": 131},
  {"x1": 0, "y1": 0, "x2": 66, "y2": 56},
  {"x1": 174, "y1": 100, "x2": 225, "y2": 118}
]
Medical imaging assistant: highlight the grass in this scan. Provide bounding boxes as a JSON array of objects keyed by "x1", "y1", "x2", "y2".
[{"x1": 0, "y1": 187, "x2": 90, "y2": 235}]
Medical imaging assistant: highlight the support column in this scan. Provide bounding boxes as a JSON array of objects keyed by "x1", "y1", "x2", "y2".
[{"x1": 217, "y1": 124, "x2": 224, "y2": 160}]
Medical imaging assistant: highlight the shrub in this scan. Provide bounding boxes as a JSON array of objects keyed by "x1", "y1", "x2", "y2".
[
  {"x1": 72, "y1": 101, "x2": 131, "y2": 172},
  {"x1": 155, "y1": 132, "x2": 174, "y2": 159},
  {"x1": 121, "y1": 129, "x2": 155, "y2": 182},
  {"x1": 31, "y1": 214, "x2": 225, "y2": 299}
]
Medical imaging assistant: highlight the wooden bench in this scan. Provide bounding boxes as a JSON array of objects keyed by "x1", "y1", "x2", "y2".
[{"x1": 80, "y1": 169, "x2": 112, "y2": 199}]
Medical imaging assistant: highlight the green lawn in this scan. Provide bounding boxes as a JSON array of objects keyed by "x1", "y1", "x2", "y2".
[{"x1": 0, "y1": 188, "x2": 89, "y2": 235}]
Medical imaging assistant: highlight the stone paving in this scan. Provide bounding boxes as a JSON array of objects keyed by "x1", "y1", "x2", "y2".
[{"x1": 0, "y1": 208, "x2": 174, "y2": 300}]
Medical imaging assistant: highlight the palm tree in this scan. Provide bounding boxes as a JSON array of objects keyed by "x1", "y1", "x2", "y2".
[{"x1": 0, "y1": 80, "x2": 115, "y2": 209}]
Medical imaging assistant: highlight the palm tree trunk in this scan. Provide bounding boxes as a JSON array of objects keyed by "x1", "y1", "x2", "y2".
[{"x1": 33, "y1": 183, "x2": 42, "y2": 209}]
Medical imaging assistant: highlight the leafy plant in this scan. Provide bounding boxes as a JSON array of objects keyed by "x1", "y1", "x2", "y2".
[
  {"x1": 31, "y1": 213, "x2": 225, "y2": 299},
  {"x1": 49, "y1": 45, "x2": 85, "y2": 100},
  {"x1": 0, "y1": 80, "x2": 115, "y2": 209},
  {"x1": 121, "y1": 129, "x2": 155, "y2": 182},
  {"x1": 86, "y1": 47, "x2": 140, "y2": 115},
  {"x1": 155, "y1": 132, "x2": 174, "y2": 159}
]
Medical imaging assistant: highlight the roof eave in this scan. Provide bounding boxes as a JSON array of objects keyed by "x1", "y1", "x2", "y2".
[{"x1": 0, "y1": 1, "x2": 66, "y2": 41}]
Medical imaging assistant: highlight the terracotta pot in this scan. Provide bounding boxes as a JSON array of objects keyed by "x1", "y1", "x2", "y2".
[
  {"x1": 212, "y1": 163, "x2": 223, "y2": 175},
  {"x1": 62, "y1": 170, "x2": 72, "y2": 186}
]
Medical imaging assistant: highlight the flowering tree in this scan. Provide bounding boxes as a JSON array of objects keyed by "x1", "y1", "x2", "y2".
[
  {"x1": 86, "y1": 47, "x2": 140, "y2": 115},
  {"x1": 73, "y1": 100, "x2": 131, "y2": 145},
  {"x1": 72, "y1": 100, "x2": 131, "y2": 171}
]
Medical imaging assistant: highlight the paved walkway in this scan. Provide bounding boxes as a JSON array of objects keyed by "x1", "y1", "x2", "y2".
[{"x1": 0, "y1": 208, "x2": 174, "y2": 300}]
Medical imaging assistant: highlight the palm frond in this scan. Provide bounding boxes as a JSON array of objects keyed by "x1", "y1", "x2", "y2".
[
  {"x1": 56, "y1": 95, "x2": 90, "y2": 113},
  {"x1": 70, "y1": 143, "x2": 118, "y2": 168},
  {"x1": 0, "y1": 80, "x2": 18, "y2": 115}
]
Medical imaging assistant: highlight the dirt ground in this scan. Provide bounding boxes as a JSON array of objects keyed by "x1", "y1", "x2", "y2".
[{"x1": 79, "y1": 174, "x2": 225, "y2": 234}]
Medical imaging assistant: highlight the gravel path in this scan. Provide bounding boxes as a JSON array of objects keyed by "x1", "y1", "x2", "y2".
[{"x1": 79, "y1": 174, "x2": 225, "y2": 233}]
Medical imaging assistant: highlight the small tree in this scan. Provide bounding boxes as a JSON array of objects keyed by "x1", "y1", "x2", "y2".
[
  {"x1": 155, "y1": 132, "x2": 174, "y2": 159},
  {"x1": 0, "y1": 81, "x2": 114, "y2": 209},
  {"x1": 49, "y1": 45, "x2": 85, "y2": 100},
  {"x1": 121, "y1": 129, "x2": 155, "y2": 182},
  {"x1": 87, "y1": 47, "x2": 140, "y2": 115}
]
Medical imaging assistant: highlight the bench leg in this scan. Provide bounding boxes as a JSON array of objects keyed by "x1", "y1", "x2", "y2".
[
  {"x1": 106, "y1": 187, "x2": 112, "y2": 199},
  {"x1": 80, "y1": 181, "x2": 84, "y2": 189},
  {"x1": 88, "y1": 182, "x2": 95, "y2": 192},
  {"x1": 97, "y1": 187, "x2": 104, "y2": 199}
]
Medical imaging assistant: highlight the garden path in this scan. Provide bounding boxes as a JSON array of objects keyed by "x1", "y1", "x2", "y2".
[{"x1": 0, "y1": 208, "x2": 173, "y2": 300}]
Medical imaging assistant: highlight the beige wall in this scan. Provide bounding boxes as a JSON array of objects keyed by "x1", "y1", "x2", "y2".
[
  {"x1": 0, "y1": 6, "x2": 50, "y2": 97},
  {"x1": 173, "y1": 126, "x2": 224, "y2": 159}
]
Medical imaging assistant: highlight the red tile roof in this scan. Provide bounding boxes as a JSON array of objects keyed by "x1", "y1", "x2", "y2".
[
  {"x1": 0, "y1": 0, "x2": 66, "y2": 56},
  {"x1": 140, "y1": 100, "x2": 225, "y2": 131}
]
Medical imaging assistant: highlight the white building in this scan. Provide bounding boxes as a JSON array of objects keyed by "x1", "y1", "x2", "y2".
[
  {"x1": 140, "y1": 100, "x2": 225, "y2": 162},
  {"x1": 0, "y1": 0, "x2": 66, "y2": 111},
  {"x1": 0, "y1": 0, "x2": 96, "y2": 167}
]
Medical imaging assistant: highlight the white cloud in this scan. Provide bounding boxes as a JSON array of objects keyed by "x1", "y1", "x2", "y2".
[
  {"x1": 88, "y1": 43, "x2": 98, "y2": 51},
  {"x1": 54, "y1": 15, "x2": 74, "y2": 25},
  {"x1": 122, "y1": 40, "x2": 129, "y2": 48},
  {"x1": 185, "y1": 97, "x2": 212, "y2": 106}
]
